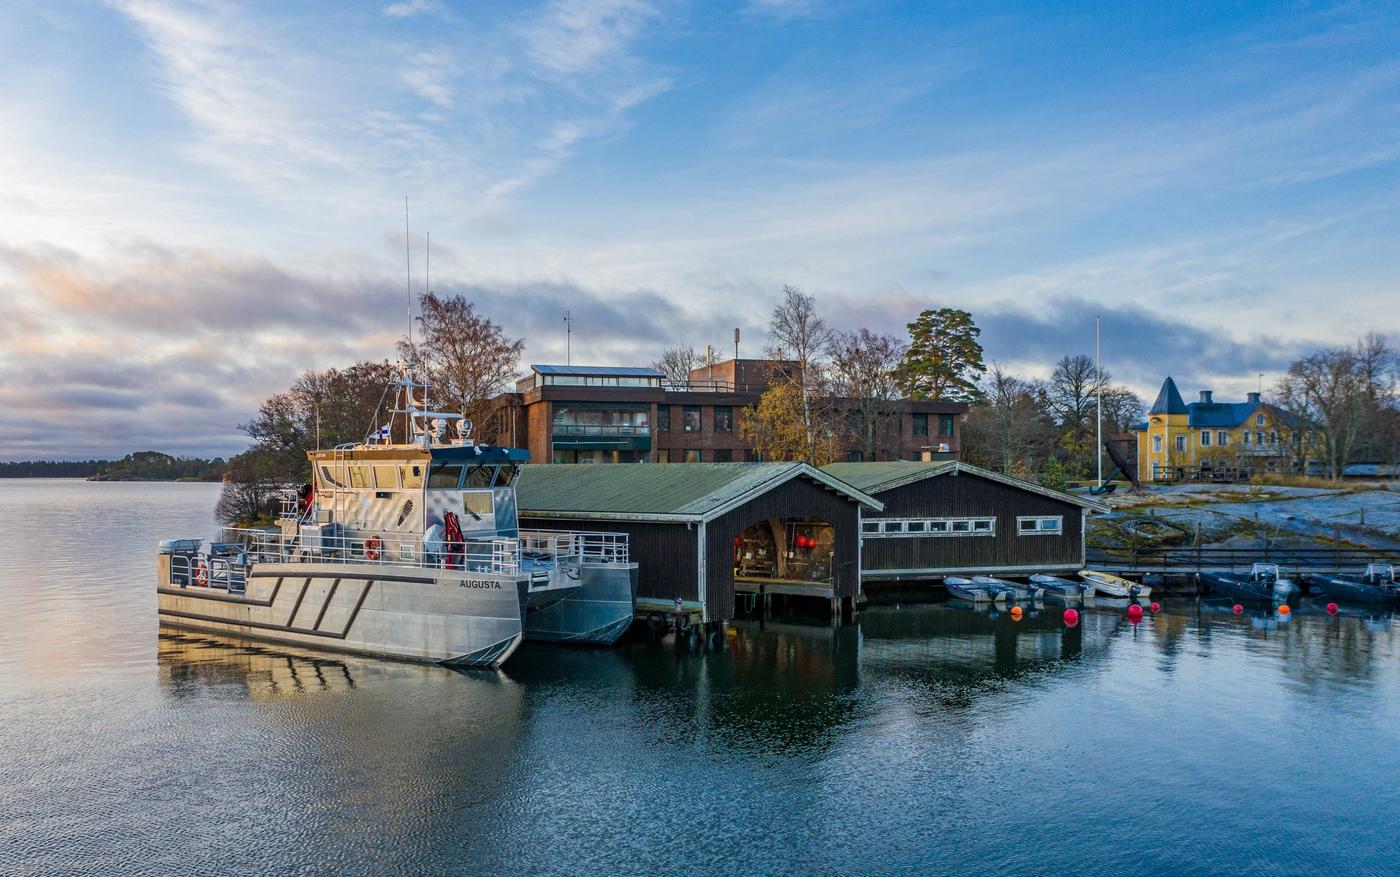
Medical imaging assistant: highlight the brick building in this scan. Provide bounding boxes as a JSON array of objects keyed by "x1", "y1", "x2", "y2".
[{"x1": 496, "y1": 360, "x2": 966, "y2": 464}]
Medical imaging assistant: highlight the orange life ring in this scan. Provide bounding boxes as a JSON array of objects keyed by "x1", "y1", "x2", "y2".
[
  {"x1": 194, "y1": 562, "x2": 210, "y2": 587},
  {"x1": 364, "y1": 535, "x2": 383, "y2": 561}
]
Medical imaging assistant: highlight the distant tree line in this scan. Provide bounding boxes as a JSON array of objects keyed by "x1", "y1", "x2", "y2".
[{"x1": 0, "y1": 452, "x2": 225, "y2": 481}]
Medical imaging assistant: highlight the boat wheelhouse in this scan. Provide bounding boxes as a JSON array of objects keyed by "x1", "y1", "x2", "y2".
[{"x1": 156, "y1": 373, "x2": 638, "y2": 666}]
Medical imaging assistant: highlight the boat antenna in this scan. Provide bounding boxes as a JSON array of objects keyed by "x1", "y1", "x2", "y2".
[{"x1": 404, "y1": 196, "x2": 413, "y2": 358}]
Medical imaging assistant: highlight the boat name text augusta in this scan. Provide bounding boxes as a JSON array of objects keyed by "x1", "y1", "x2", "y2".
[{"x1": 156, "y1": 371, "x2": 638, "y2": 667}]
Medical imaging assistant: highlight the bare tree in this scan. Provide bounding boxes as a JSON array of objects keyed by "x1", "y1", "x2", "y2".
[
  {"x1": 763, "y1": 285, "x2": 834, "y2": 459},
  {"x1": 401, "y1": 291, "x2": 525, "y2": 444},
  {"x1": 961, "y1": 365, "x2": 1056, "y2": 476},
  {"x1": 1274, "y1": 338, "x2": 1397, "y2": 479},
  {"x1": 653, "y1": 345, "x2": 703, "y2": 385},
  {"x1": 828, "y1": 329, "x2": 907, "y2": 460}
]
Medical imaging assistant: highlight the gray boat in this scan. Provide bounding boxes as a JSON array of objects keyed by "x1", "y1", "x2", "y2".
[
  {"x1": 1303, "y1": 564, "x2": 1399, "y2": 607},
  {"x1": 1202, "y1": 563, "x2": 1298, "y2": 603},
  {"x1": 945, "y1": 576, "x2": 1007, "y2": 603},
  {"x1": 156, "y1": 372, "x2": 638, "y2": 667},
  {"x1": 1029, "y1": 573, "x2": 1094, "y2": 604},
  {"x1": 971, "y1": 575, "x2": 1042, "y2": 601}
]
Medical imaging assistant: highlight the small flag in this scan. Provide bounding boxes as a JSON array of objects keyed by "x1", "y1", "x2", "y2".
[{"x1": 373, "y1": 424, "x2": 391, "y2": 441}]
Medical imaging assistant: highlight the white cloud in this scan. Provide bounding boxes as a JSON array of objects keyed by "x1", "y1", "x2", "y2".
[{"x1": 383, "y1": 0, "x2": 442, "y2": 18}]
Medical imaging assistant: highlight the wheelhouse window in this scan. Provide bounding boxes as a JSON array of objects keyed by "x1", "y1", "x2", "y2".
[
  {"x1": 399, "y1": 464, "x2": 424, "y2": 489},
  {"x1": 319, "y1": 465, "x2": 345, "y2": 488},
  {"x1": 912, "y1": 413, "x2": 929, "y2": 436},
  {"x1": 464, "y1": 465, "x2": 493, "y2": 489},
  {"x1": 372, "y1": 465, "x2": 398, "y2": 489},
  {"x1": 1018, "y1": 515, "x2": 1063, "y2": 535},
  {"x1": 348, "y1": 466, "x2": 372, "y2": 489},
  {"x1": 427, "y1": 463, "x2": 463, "y2": 489},
  {"x1": 714, "y1": 406, "x2": 734, "y2": 432},
  {"x1": 683, "y1": 406, "x2": 701, "y2": 432},
  {"x1": 495, "y1": 465, "x2": 520, "y2": 487}
]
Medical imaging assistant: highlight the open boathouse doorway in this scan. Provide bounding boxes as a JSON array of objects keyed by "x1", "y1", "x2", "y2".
[{"x1": 515, "y1": 463, "x2": 881, "y2": 626}]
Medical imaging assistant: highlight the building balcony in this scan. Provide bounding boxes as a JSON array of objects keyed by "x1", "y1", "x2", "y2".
[{"x1": 552, "y1": 424, "x2": 651, "y2": 436}]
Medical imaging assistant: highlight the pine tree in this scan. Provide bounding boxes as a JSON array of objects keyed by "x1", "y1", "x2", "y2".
[{"x1": 897, "y1": 307, "x2": 986, "y2": 403}]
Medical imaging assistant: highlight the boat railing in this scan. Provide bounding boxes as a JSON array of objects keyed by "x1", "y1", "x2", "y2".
[
  {"x1": 519, "y1": 529, "x2": 630, "y2": 564},
  {"x1": 214, "y1": 527, "x2": 526, "y2": 576},
  {"x1": 168, "y1": 549, "x2": 249, "y2": 592}
]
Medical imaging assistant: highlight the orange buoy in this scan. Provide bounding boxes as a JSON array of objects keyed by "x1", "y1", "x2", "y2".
[
  {"x1": 1278, "y1": 604, "x2": 1291, "y2": 616},
  {"x1": 1009, "y1": 605, "x2": 1023, "y2": 620}
]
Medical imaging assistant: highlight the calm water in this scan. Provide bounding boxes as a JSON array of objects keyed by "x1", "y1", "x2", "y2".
[{"x1": 2, "y1": 480, "x2": 1399, "y2": 876}]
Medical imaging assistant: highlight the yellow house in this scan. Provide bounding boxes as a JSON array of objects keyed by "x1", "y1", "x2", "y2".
[{"x1": 1135, "y1": 377, "x2": 1293, "y2": 482}]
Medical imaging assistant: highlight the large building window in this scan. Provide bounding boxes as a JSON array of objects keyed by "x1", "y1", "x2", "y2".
[
  {"x1": 551, "y1": 404, "x2": 649, "y2": 435},
  {"x1": 655, "y1": 449, "x2": 671, "y2": 463},
  {"x1": 937, "y1": 414, "x2": 955, "y2": 437},
  {"x1": 1152, "y1": 435, "x2": 1163, "y2": 453},
  {"x1": 714, "y1": 448, "x2": 733, "y2": 462},
  {"x1": 657, "y1": 405, "x2": 670, "y2": 432},
  {"x1": 912, "y1": 413, "x2": 929, "y2": 436},
  {"x1": 683, "y1": 406, "x2": 701, "y2": 432},
  {"x1": 683, "y1": 449, "x2": 701, "y2": 463},
  {"x1": 714, "y1": 406, "x2": 734, "y2": 432}
]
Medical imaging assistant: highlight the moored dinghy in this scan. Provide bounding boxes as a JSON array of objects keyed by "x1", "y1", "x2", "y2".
[
  {"x1": 971, "y1": 575, "x2": 1042, "y2": 601},
  {"x1": 1030, "y1": 573, "x2": 1094, "y2": 604},
  {"x1": 1303, "y1": 564, "x2": 1400, "y2": 607},
  {"x1": 1079, "y1": 569, "x2": 1150, "y2": 599},
  {"x1": 1202, "y1": 563, "x2": 1298, "y2": 603},
  {"x1": 945, "y1": 576, "x2": 1010, "y2": 603}
]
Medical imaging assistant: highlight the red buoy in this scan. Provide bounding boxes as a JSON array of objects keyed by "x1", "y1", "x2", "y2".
[
  {"x1": 1127, "y1": 604, "x2": 1144, "y2": 623},
  {"x1": 1326, "y1": 602, "x2": 1339, "y2": 615},
  {"x1": 1232, "y1": 604, "x2": 1244, "y2": 614},
  {"x1": 1063, "y1": 608, "x2": 1079, "y2": 628},
  {"x1": 1149, "y1": 602, "x2": 1161, "y2": 613}
]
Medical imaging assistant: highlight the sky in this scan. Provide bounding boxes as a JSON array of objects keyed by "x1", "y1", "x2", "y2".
[{"x1": 2, "y1": 0, "x2": 1398, "y2": 460}]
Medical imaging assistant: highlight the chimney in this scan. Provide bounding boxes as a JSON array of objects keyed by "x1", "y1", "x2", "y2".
[
  {"x1": 1247, "y1": 391, "x2": 1261, "y2": 404},
  {"x1": 1199, "y1": 390, "x2": 1213, "y2": 404}
]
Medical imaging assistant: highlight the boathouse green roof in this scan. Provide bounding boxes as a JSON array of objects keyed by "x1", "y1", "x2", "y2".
[
  {"x1": 515, "y1": 462, "x2": 883, "y2": 522},
  {"x1": 821, "y1": 461, "x2": 1109, "y2": 512}
]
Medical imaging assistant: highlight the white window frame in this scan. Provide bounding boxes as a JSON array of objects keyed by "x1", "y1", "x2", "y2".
[
  {"x1": 1018, "y1": 515, "x2": 1063, "y2": 536},
  {"x1": 864, "y1": 517, "x2": 996, "y2": 538},
  {"x1": 1175, "y1": 434, "x2": 1187, "y2": 453},
  {"x1": 1201, "y1": 431, "x2": 1211, "y2": 447},
  {"x1": 1152, "y1": 435, "x2": 1163, "y2": 453},
  {"x1": 1217, "y1": 431, "x2": 1229, "y2": 446}
]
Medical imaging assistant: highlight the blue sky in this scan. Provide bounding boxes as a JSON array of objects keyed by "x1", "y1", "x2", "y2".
[{"x1": 2, "y1": 0, "x2": 1398, "y2": 458}]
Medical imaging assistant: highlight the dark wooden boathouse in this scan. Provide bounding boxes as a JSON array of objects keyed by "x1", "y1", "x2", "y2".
[
  {"x1": 515, "y1": 463, "x2": 883, "y2": 622},
  {"x1": 822, "y1": 461, "x2": 1108, "y2": 581}
]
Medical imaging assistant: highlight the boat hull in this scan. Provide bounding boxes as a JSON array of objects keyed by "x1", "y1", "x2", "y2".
[
  {"x1": 1201, "y1": 573, "x2": 1293, "y2": 603},
  {"x1": 1079, "y1": 570, "x2": 1150, "y2": 598},
  {"x1": 524, "y1": 562, "x2": 639, "y2": 645},
  {"x1": 156, "y1": 558, "x2": 533, "y2": 667},
  {"x1": 1302, "y1": 574, "x2": 1400, "y2": 606},
  {"x1": 946, "y1": 581, "x2": 993, "y2": 602}
]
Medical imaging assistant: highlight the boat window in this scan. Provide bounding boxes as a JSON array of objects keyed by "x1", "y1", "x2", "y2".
[
  {"x1": 427, "y1": 463, "x2": 463, "y2": 489},
  {"x1": 400, "y1": 464, "x2": 424, "y2": 489},
  {"x1": 496, "y1": 465, "x2": 520, "y2": 487},
  {"x1": 372, "y1": 465, "x2": 398, "y2": 489},
  {"x1": 319, "y1": 465, "x2": 344, "y2": 488},
  {"x1": 464, "y1": 465, "x2": 494, "y2": 489},
  {"x1": 348, "y1": 466, "x2": 372, "y2": 489},
  {"x1": 462, "y1": 491, "x2": 493, "y2": 517}
]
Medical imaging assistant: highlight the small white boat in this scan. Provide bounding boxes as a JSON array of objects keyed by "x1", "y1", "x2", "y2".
[
  {"x1": 1030, "y1": 573, "x2": 1093, "y2": 604},
  {"x1": 945, "y1": 576, "x2": 1005, "y2": 603},
  {"x1": 1079, "y1": 569, "x2": 1150, "y2": 598}
]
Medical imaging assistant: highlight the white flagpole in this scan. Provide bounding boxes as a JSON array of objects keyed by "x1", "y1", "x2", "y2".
[{"x1": 1096, "y1": 315, "x2": 1103, "y2": 487}]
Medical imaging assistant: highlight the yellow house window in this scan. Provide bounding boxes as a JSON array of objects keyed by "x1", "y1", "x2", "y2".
[
  {"x1": 1175, "y1": 435, "x2": 1186, "y2": 452},
  {"x1": 1153, "y1": 436, "x2": 1163, "y2": 453}
]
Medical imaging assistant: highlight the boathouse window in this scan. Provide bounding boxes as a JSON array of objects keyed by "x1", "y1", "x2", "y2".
[
  {"x1": 657, "y1": 405, "x2": 670, "y2": 432},
  {"x1": 714, "y1": 406, "x2": 734, "y2": 432},
  {"x1": 427, "y1": 463, "x2": 463, "y2": 489},
  {"x1": 1152, "y1": 436, "x2": 1163, "y2": 453},
  {"x1": 865, "y1": 517, "x2": 996, "y2": 537},
  {"x1": 1217, "y1": 431, "x2": 1229, "y2": 446},
  {"x1": 1018, "y1": 515, "x2": 1062, "y2": 535},
  {"x1": 348, "y1": 466, "x2": 372, "y2": 489},
  {"x1": 1201, "y1": 431, "x2": 1211, "y2": 447},
  {"x1": 400, "y1": 465, "x2": 424, "y2": 489},
  {"x1": 682, "y1": 406, "x2": 701, "y2": 432},
  {"x1": 912, "y1": 413, "x2": 929, "y2": 436},
  {"x1": 372, "y1": 465, "x2": 398, "y2": 489},
  {"x1": 1175, "y1": 435, "x2": 1187, "y2": 453}
]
